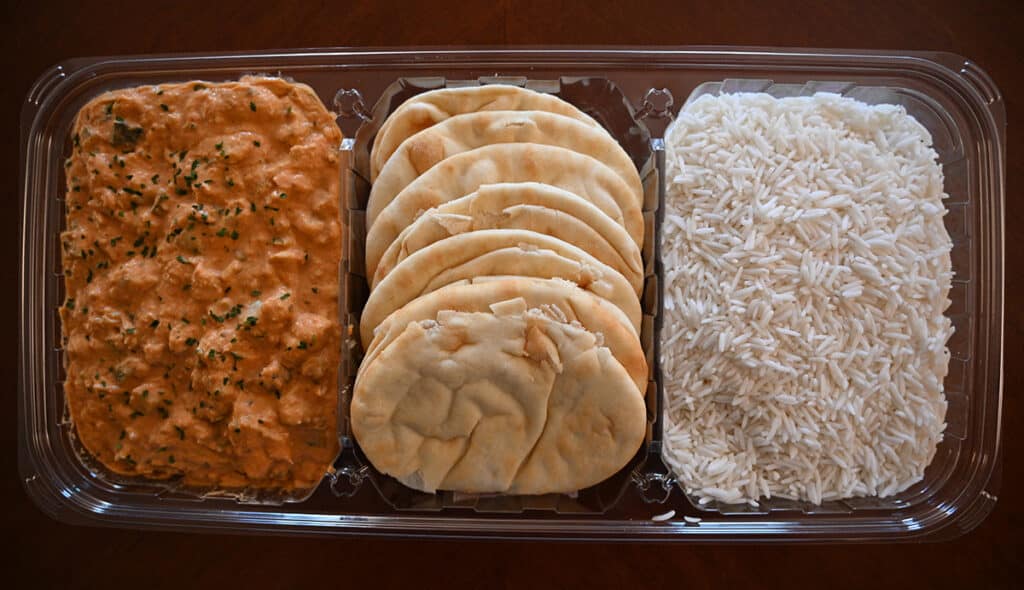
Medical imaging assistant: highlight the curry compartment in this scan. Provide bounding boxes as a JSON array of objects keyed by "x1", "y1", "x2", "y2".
[{"x1": 19, "y1": 48, "x2": 1004, "y2": 541}]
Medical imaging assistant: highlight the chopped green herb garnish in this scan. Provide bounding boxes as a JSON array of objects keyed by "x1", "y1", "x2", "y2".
[
  {"x1": 176, "y1": 255, "x2": 190, "y2": 264},
  {"x1": 249, "y1": 101, "x2": 257, "y2": 112},
  {"x1": 160, "y1": 103, "x2": 169, "y2": 111},
  {"x1": 112, "y1": 121, "x2": 144, "y2": 147},
  {"x1": 279, "y1": 292, "x2": 290, "y2": 300}
]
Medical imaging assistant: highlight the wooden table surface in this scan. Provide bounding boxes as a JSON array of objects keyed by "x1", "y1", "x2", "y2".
[{"x1": 4, "y1": 1, "x2": 1021, "y2": 588}]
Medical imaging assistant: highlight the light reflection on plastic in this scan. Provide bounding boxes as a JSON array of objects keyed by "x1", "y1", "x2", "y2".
[{"x1": 901, "y1": 518, "x2": 923, "y2": 531}]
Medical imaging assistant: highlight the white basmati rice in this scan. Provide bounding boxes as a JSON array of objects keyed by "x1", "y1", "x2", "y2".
[{"x1": 660, "y1": 92, "x2": 953, "y2": 506}]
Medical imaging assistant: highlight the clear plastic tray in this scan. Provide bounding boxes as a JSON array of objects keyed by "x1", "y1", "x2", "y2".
[{"x1": 19, "y1": 47, "x2": 1005, "y2": 541}]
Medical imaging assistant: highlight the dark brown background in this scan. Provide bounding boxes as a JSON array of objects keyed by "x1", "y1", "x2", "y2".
[{"x1": 4, "y1": 1, "x2": 1021, "y2": 588}]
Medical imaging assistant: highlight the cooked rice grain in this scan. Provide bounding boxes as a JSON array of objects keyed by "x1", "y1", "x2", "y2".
[{"x1": 661, "y1": 92, "x2": 953, "y2": 507}]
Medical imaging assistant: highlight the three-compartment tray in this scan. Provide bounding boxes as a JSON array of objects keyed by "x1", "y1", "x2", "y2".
[{"x1": 19, "y1": 47, "x2": 1004, "y2": 541}]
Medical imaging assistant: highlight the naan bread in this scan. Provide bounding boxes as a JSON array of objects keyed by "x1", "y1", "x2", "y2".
[
  {"x1": 369, "y1": 111, "x2": 642, "y2": 220},
  {"x1": 370, "y1": 84, "x2": 601, "y2": 181},
  {"x1": 362, "y1": 277, "x2": 647, "y2": 394},
  {"x1": 351, "y1": 303, "x2": 646, "y2": 494},
  {"x1": 374, "y1": 182, "x2": 644, "y2": 294},
  {"x1": 360, "y1": 228, "x2": 641, "y2": 347},
  {"x1": 365, "y1": 144, "x2": 643, "y2": 279}
]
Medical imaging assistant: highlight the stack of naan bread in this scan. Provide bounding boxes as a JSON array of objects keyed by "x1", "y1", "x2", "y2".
[{"x1": 352, "y1": 85, "x2": 648, "y2": 495}]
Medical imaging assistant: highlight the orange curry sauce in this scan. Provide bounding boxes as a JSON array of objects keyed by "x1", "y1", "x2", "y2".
[{"x1": 60, "y1": 77, "x2": 343, "y2": 490}]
